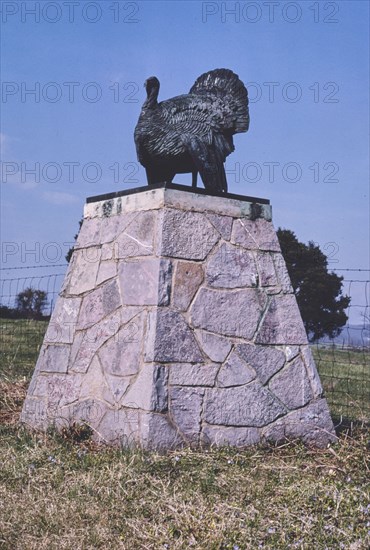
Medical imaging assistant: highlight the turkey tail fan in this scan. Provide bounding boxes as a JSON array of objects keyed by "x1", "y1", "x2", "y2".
[{"x1": 189, "y1": 68, "x2": 249, "y2": 133}]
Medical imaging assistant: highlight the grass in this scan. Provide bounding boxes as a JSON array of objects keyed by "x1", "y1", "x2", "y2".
[
  {"x1": 313, "y1": 347, "x2": 370, "y2": 422},
  {"x1": 1, "y1": 419, "x2": 370, "y2": 549},
  {"x1": 0, "y1": 411, "x2": 369, "y2": 549},
  {"x1": 0, "y1": 319, "x2": 47, "y2": 381},
  {"x1": 0, "y1": 318, "x2": 369, "y2": 549}
]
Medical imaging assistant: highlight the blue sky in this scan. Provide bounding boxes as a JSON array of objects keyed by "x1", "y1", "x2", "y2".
[{"x1": 1, "y1": 0, "x2": 369, "y2": 317}]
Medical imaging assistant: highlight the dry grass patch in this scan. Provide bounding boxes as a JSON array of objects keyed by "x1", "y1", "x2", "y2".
[{"x1": 0, "y1": 380, "x2": 27, "y2": 426}]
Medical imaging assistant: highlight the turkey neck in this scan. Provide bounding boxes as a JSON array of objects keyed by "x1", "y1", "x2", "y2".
[{"x1": 143, "y1": 87, "x2": 159, "y2": 110}]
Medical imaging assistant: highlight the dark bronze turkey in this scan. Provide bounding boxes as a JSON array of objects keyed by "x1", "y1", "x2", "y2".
[{"x1": 134, "y1": 69, "x2": 249, "y2": 193}]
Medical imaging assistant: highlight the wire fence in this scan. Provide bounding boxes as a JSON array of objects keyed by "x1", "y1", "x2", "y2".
[
  {"x1": 0, "y1": 269, "x2": 66, "y2": 316},
  {"x1": 0, "y1": 265, "x2": 369, "y2": 423},
  {"x1": 311, "y1": 269, "x2": 369, "y2": 423}
]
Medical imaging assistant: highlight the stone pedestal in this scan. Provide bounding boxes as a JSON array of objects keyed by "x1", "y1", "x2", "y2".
[{"x1": 21, "y1": 184, "x2": 336, "y2": 449}]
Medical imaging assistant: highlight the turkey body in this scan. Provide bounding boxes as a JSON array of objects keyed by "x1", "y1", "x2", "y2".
[{"x1": 134, "y1": 69, "x2": 249, "y2": 193}]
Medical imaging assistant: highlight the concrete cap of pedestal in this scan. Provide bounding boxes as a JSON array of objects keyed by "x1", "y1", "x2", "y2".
[{"x1": 84, "y1": 183, "x2": 272, "y2": 221}]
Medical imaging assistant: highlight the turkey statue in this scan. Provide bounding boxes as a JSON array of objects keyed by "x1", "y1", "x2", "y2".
[{"x1": 134, "y1": 69, "x2": 249, "y2": 193}]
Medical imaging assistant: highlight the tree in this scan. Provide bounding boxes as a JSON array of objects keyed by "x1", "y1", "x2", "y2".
[
  {"x1": 277, "y1": 229, "x2": 350, "y2": 342},
  {"x1": 0, "y1": 305, "x2": 22, "y2": 319},
  {"x1": 16, "y1": 288, "x2": 48, "y2": 320}
]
